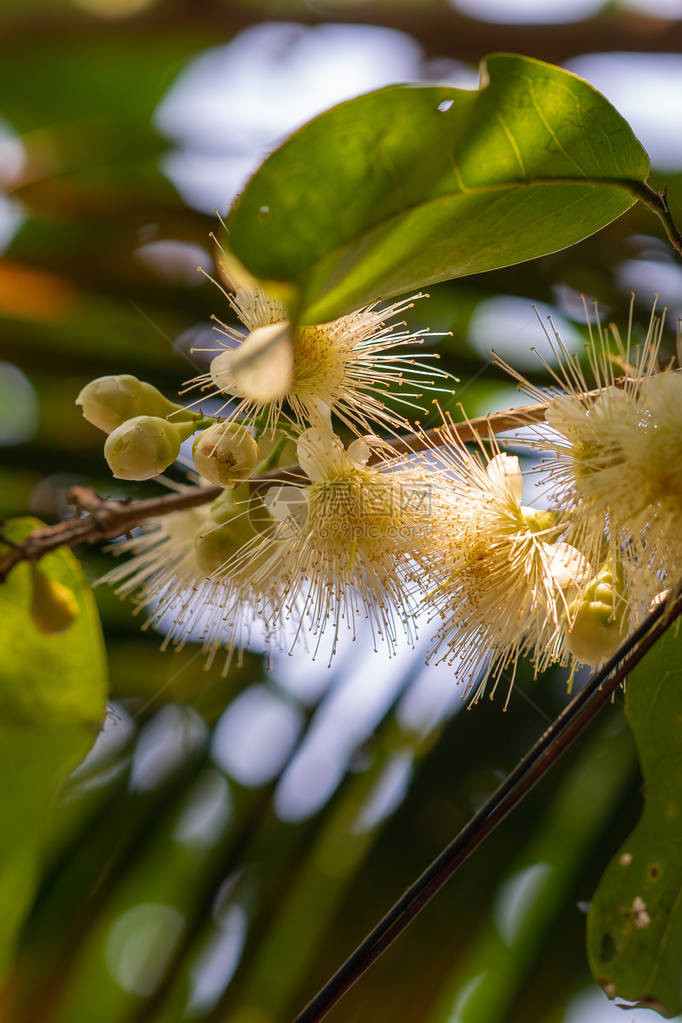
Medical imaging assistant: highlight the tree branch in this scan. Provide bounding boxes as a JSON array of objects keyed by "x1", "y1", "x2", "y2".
[
  {"x1": 293, "y1": 587, "x2": 682, "y2": 1023},
  {"x1": 7, "y1": 3, "x2": 682, "y2": 68},
  {"x1": 1, "y1": 362, "x2": 661, "y2": 581},
  {"x1": 0, "y1": 401, "x2": 550, "y2": 581}
]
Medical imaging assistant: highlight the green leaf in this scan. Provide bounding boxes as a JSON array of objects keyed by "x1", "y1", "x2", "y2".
[
  {"x1": 0, "y1": 519, "x2": 107, "y2": 978},
  {"x1": 587, "y1": 627, "x2": 682, "y2": 1017},
  {"x1": 225, "y1": 53, "x2": 650, "y2": 323}
]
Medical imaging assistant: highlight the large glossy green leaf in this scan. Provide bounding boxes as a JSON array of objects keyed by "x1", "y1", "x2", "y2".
[
  {"x1": 225, "y1": 53, "x2": 650, "y2": 323},
  {"x1": 0, "y1": 520, "x2": 107, "y2": 978},
  {"x1": 587, "y1": 628, "x2": 682, "y2": 1017}
]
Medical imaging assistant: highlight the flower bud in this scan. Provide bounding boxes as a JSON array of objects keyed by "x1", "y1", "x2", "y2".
[
  {"x1": 30, "y1": 566, "x2": 78, "y2": 635},
  {"x1": 192, "y1": 423, "x2": 259, "y2": 488},
  {"x1": 209, "y1": 322, "x2": 293, "y2": 403},
  {"x1": 193, "y1": 497, "x2": 275, "y2": 575},
  {"x1": 76, "y1": 375, "x2": 189, "y2": 434},
  {"x1": 565, "y1": 560, "x2": 628, "y2": 664},
  {"x1": 193, "y1": 519, "x2": 248, "y2": 576},
  {"x1": 521, "y1": 507, "x2": 561, "y2": 535},
  {"x1": 104, "y1": 416, "x2": 195, "y2": 480}
]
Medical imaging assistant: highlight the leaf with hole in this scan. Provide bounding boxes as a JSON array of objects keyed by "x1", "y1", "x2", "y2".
[
  {"x1": 224, "y1": 53, "x2": 650, "y2": 322},
  {"x1": 587, "y1": 627, "x2": 682, "y2": 1017}
]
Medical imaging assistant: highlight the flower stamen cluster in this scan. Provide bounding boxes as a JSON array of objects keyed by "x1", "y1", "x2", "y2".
[
  {"x1": 182, "y1": 278, "x2": 454, "y2": 437},
  {"x1": 497, "y1": 300, "x2": 681, "y2": 610}
]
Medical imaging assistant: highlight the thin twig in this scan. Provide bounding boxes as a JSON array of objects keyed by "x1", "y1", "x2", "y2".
[
  {"x1": 628, "y1": 180, "x2": 682, "y2": 258},
  {"x1": 293, "y1": 589, "x2": 682, "y2": 1023},
  {"x1": 0, "y1": 401, "x2": 548, "y2": 581}
]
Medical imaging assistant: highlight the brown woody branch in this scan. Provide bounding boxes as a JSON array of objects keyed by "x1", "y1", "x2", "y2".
[
  {"x1": 6, "y1": 4, "x2": 682, "y2": 67},
  {"x1": 0, "y1": 401, "x2": 549, "y2": 581}
]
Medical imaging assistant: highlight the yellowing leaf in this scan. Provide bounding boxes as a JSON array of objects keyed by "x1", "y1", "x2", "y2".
[{"x1": 0, "y1": 519, "x2": 107, "y2": 978}]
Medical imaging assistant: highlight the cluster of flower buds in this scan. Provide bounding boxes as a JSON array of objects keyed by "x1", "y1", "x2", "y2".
[{"x1": 77, "y1": 374, "x2": 263, "y2": 488}]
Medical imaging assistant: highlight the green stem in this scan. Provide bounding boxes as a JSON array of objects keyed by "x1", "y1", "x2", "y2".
[
  {"x1": 252, "y1": 410, "x2": 270, "y2": 441},
  {"x1": 191, "y1": 416, "x2": 216, "y2": 433},
  {"x1": 255, "y1": 435, "x2": 289, "y2": 475},
  {"x1": 628, "y1": 180, "x2": 682, "y2": 258}
]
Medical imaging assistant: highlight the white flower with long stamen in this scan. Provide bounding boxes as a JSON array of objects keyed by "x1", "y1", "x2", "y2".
[
  {"x1": 99, "y1": 408, "x2": 438, "y2": 669},
  {"x1": 183, "y1": 275, "x2": 453, "y2": 436},
  {"x1": 420, "y1": 417, "x2": 592, "y2": 708},
  {"x1": 243, "y1": 407, "x2": 437, "y2": 661},
  {"x1": 496, "y1": 298, "x2": 682, "y2": 600},
  {"x1": 100, "y1": 486, "x2": 291, "y2": 674}
]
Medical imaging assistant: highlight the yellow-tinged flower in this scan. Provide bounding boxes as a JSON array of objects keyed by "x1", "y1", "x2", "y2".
[
  {"x1": 100, "y1": 486, "x2": 290, "y2": 673},
  {"x1": 419, "y1": 417, "x2": 592, "y2": 708},
  {"x1": 497, "y1": 299, "x2": 682, "y2": 600},
  {"x1": 183, "y1": 280, "x2": 452, "y2": 436},
  {"x1": 239, "y1": 407, "x2": 437, "y2": 660},
  {"x1": 103, "y1": 409, "x2": 436, "y2": 667}
]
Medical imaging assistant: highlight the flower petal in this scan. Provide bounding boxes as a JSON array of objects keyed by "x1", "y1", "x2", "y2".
[{"x1": 486, "y1": 452, "x2": 523, "y2": 504}]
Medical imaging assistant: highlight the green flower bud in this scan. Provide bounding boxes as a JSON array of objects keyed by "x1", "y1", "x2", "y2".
[
  {"x1": 521, "y1": 506, "x2": 562, "y2": 535},
  {"x1": 194, "y1": 489, "x2": 278, "y2": 574},
  {"x1": 76, "y1": 374, "x2": 190, "y2": 434},
  {"x1": 565, "y1": 559, "x2": 628, "y2": 664},
  {"x1": 104, "y1": 416, "x2": 195, "y2": 480},
  {"x1": 193, "y1": 520, "x2": 248, "y2": 576},
  {"x1": 207, "y1": 489, "x2": 244, "y2": 524},
  {"x1": 30, "y1": 566, "x2": 78, "y2": 635},
  {"x1": 194, "y1": 514, "x2": 264, "y2": 575},
  {"x1": 192, "y1": 422, "x2": 259, "y2": 488}
]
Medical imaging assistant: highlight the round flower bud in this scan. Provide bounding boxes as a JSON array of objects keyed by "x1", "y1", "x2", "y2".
[
  {"x1": 521, "y1": 507, "x2": 562, "y2": 535},
  {"x1": 192, "y1": 423, "x2": 259, "y2": 488},
  {"x1": 193, "y1": 498, "x2": 276, "y2": 576},
  {"x1": 104, "y1": 416, "x2": 195, "y2": 480},
  {"x1": 210, "y1": 322, "x2": 293, "y2": 403},
  {"x1": 76, "y1": 375, "x2": 187, "y2": 434},
  {"x1": 565, "y1": 560, "x2": 628, "y2": 664},
  {"x1": 193, "y1": 518, "x2": 249, "y2": 576},
  {"x1": 30, "y1": 566, "x2": 78, "y2": 635}
]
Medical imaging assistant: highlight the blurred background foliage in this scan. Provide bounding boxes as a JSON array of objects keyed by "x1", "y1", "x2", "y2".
[{"x1": 1, "y1": 1, "x2": 682, "y2": 1021}]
